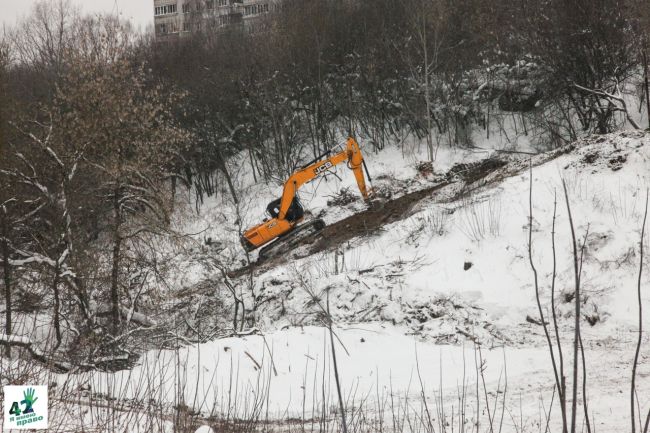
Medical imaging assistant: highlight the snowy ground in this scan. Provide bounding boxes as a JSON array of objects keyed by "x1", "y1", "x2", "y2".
[
  {"x1": 65, "y1": 131, "x2": 650, "y2": 431},
  {"x1": 3, "y1": 128, "x2": 650, "y2": 432}
]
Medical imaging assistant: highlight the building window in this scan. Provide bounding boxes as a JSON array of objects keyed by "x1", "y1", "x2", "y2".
[
  {"x1": 206, "y1": 0, "x2": 214, "y2": 9},
  {"x1": 157, "y1": 23, "x2": 167, "y2": 34},
  {"x1": 182, "y1": 3, "x2": 190, "y2": 13},
  {"x1": 154, "y1": 4, "x2": 177, "y2": 16},
  {"x1": 241, "y1": 3, "x2": 268, "y2": 16},
  {"x1": 218, "y1": 0, "x2": 228, "y2": 5}
]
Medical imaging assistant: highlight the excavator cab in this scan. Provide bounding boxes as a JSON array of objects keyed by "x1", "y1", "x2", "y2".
[{"x1": 266, "y1": 196, "x2": 304, "y2": 222}]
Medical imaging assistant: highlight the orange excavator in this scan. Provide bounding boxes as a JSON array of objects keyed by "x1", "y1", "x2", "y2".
[{"x1": 240, "y1": 137, "x2": 372, "y2": 260}]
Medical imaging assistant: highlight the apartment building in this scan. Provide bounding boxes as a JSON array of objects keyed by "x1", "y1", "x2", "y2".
[{"x1": 153, "y1": 0, "x2": 275, "y2": 39}]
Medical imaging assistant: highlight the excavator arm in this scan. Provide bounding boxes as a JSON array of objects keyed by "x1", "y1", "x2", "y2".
[
  {"x1": 277, "y1": 137, "x2": 369, "y2": 219},
  {"x1": 240, "y1": 137, "x2": 372, "y2": 255}
]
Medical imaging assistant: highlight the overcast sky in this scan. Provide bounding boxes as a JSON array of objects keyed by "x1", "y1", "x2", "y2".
[{"x1": 2, "y1": 0, "x2": 153, "y2": 31}]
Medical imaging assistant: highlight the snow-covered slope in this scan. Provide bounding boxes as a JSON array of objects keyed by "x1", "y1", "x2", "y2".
[{"x1": 56, "y1": 131, "x2": 650, "y2": 431}]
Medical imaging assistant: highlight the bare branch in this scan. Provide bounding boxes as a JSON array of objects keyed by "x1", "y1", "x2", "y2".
[{"x1": 573, "y1": 83, "x2": 641, "y2": 130}]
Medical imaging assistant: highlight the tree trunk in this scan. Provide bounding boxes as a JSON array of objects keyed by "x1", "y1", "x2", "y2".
[
  {"x1": 643, "y1": 47, "x2": 650, "y2": 128},
  {"x1": 0, "y1": 57, "x2": 5, "y2": 160},
  {"x1": 247, "y1": 146, "x2": 258, "y2": 184},
  {"x1": 1, "y1": 208, "x2": 11, "y2": 358},
  {"x1": 52, "y1": 261, "x2": 62, "y2": 351},
  {"x1": 170, "y1": 176, "x2": 177, "y2": 212},
  {"x1": 71, "y1": 275, "x2": 92, "y2": 325},
  {"x1": 110, "y1": 185, "x2": 122, "y2": 336},
  {"x1": 423, "y1": 25, "x2": 434, "y2": 161},
  {"x1": 0, "y1": 57, "x2": 8, "y2": 358},
  {"x1": 233, "y1": 300, "x2": 239, "y2": 332},
  {"x1": 562, "y1": 181, "x2": 580, "y2": 433},
  {"x1": 218, "y1": 156, "x2": 239, "y2": 205}
]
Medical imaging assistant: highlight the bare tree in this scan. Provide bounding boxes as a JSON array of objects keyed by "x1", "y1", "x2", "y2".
[
  {"x1": 529, "y1": 167, "x2": 567, "y2": 433},
  {"x1": 562, "y1": 179, "x2": 581, "y2": 433},
  {"x1": 9, "y1": 0, "x2": 79, "y2": 86},
  {"x1": 573, "y1": 83, "x2": 642, "y2": 130},
  {"x1": 55, "y1": 57, "x2": 188, "y2": 335},
  {"x1": 1, "y1": 202, "x2": 12, "y2": 357},
  {"x1": 3, "y1": 119, "x2": 83, "y2": 348},
  {"x1": 526, "y1": 0, "x2": 638, "y2": 135},
  {"x1": 2, "y1": 13, "x2": 189, "y2": 348},
  {"x1": 404, "y1": 0, "x2": 449, "y2": 160},
  {"x1": 0, "y1": 39, "x2": 11, "y2": 357},
  {"x1": 631, "y1": 189, "x2": 649, "y2": 433}
]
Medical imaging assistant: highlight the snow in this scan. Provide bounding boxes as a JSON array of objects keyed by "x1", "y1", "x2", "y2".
[
  {"x1": 0, "y1": 333, "x2": 31, "y2": 345},
  {"x1": 5, "y1": 130, "x2": 650, "y2": 431},
  {"x1": 69, "y1": 325, "x2": 553, "y2": 420},
  {"x1": 41, "y1": 131, "x2": 650, "y2": 432}
]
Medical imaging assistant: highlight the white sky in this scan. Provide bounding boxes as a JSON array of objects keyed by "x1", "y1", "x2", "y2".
[{"x1": 1, "y1": 0, "x2": 153, "y2": 32}]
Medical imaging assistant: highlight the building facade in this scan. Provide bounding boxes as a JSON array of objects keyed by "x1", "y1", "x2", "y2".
[{"x1": 153, "y1": 0, "x2": 275, "y2": 39}]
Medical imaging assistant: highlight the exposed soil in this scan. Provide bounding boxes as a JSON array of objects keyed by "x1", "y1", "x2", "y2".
[
  {"x1": 228, "y1": 181, "x2": 452, "y2": 278},
  {"x1": 308, "y1": 181, "x2": 451, "y2": 253}
]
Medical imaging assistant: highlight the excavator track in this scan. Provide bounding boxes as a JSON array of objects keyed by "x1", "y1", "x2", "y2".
[{"x1": 258, "y1": 218, "x2": 326, "y2": 261}]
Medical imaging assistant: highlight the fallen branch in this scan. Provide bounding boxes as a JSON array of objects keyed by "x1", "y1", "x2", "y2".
[
  {"x1": 525, "y1": 315, "x2": 549, "y2": 326},
  {"x1": 0, "y1": 333, "x2": 72, "y2": 372},
  {"x1": 234, "y1": 327, "x2": 260, "y2": 337},
  {"x1": 244, "y1": 351, "x2": 261, "y2": 370},
  {"x1": 455, "y1": 327, "x2": 479, "y2": 343}
]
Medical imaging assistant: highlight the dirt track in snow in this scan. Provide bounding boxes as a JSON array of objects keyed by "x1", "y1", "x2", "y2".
[
  {"x1": 227, "y1": 185, "x2": 445, "y2": 278},
  {"x1": 310, "y1": 155, "x2": 517, "y2": 250},
  {"x1": 311, "y1": 181, "x2": 452, "y2": 250}
]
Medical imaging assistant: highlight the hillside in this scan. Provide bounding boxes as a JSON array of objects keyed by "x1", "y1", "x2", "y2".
[{"x1": 42, "y1": 130, "x2": 649, "y2": 432}]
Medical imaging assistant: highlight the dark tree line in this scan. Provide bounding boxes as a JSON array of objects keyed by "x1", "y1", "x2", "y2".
[{"x1": 148, "y1": 0, "x2": 650, "y2": 199}]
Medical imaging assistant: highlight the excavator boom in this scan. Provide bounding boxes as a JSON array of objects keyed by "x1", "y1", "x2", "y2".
[
  {"x1": 277, "y1": 137, "x2": 369, "y2": 219},
  {"x1": 240, "y1": 137, "x2": 371, "y2": 257}
]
